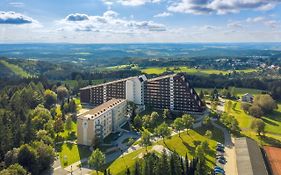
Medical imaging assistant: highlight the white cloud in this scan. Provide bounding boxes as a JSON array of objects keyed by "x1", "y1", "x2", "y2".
[
  {"x1": 168, "y1": 0, "x2": 281, "y2": 15},
  {"x1": 57, "y1": 10, "x2": 166, "y2": 33},
  {"x1": 102, "y1": 0, "x2": 161, "y2": 6},
  {"x1": 154, "y1": 12, "x2": 172, "y2": 17},
  {"x1": 0, "y1": 11, "x2": 41, "y2": 28},
  {"x1": 65, "y1": 13, "x2": 89, "y2": 21}
]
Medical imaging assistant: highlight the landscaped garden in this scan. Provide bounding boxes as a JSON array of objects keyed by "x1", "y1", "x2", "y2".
[
  {"x1": 102, "y1": 126, "x2": 224, "y2": 175},
  {"x1": 226, "y1": 100, "x2": 281, "y2": 146}
]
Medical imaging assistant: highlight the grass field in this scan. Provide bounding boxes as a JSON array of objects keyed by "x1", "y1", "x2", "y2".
[
  {"x1": 227, "y1": 100, "x2": 281, "y2": 146},
  {"x1": 55, "y1": 143, "x2": 91, "y2": 167},
  {"x1": 104, "y1": 127, "x2": 223, "y2": 175},
  {"x1": 141, "y1": 66, "x2": 256, "y2": 76},
  {"x1": 0, "y1": 60, "x2": 31, "y2": 78},
  {"x1": 58, "y1": 121, "x2": 77, "y2": 141}
]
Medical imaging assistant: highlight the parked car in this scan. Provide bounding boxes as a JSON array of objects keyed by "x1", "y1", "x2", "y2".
[
  {"x1": 214, "y1": 169, "x2": 225, "y2": 175},
  {"x1": 216, "y1": 145, "x2": 225, "y2": 150},
  {"x1": 218, "y1": 158, "x2": 227, "y2": 164},
  {"x1": 214, "y1": 166, "x2": 224, "y2": 172},
  {"x1": 216, "y1": 147, "x2": 225, "y2": 153},
  {"x1": 216, "y1": 156, "x2": 226, "y2": 161}
]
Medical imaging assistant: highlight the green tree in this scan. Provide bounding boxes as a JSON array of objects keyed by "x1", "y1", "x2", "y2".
[
  {"x1": 154, "y1": 122, "x2": 171, "y2": 143},
  {"x1": 173, "y1": 118, "x2": 185, "y2": 137},
  {"x1": 133, "y1": 114, "x2": 142, "y2": 129},
  {"x1": 202, "y1": 116, "x2": 211, "y2": 127},
  {"x1": 140, "y1": 130, "x2": 151, "y2": 152},
  {"x1": 241, "y1": 102, "x2": 251, "y2": 113},
  {"x1": 65, "y1": 116, "x2": 73, "y2": 134},
  {"x1": 253, "y1": 94, "x2": 277, "y2": 114},
  {"x1": 54, "y1": 117, "x2": 64, "y2": 134},
  {"x1": 0, "y1": 163, "x2": 28, "y2": 175},
  {"x1": 251, "y1": 119, "x2": 266, "y2": 136},
  {"x1": 249, "y1": 105, "x2": 264, "y2": 118},
  {"x1": 182, "y1": 114, "x2": 194, "y2": 135},
  {"x1": 204, "y1": 130, "x2": 212, "y2": 139},
  {"x1": 134, "y1": 160, "x2": 141, "y2": 175},
  {"x1": 18, "y1": 144, "x2": 38, "y2": 175},
  {"x1": 88, "y1": 149, "x2": 105, "y2": 175},
  {"x1": 56, "y1": 86, "x2": 68, "y2": 102},
  {"x1": 44, "y1": 89, "x2": 57, "y2": 109},
  {"x1": 33, "y1": 141, "x2": 55, "y2": 171},
  {"x1": 163, "y1": 109, "x2": 170, "y2": 119}
]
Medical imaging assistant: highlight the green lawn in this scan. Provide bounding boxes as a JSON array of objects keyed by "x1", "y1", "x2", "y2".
[
  {"x1": 141, "y1": 66, "x2": 256, "y2": 76},
  {"x1": 104, "y1": 127, "x2": 223, "y2": 175},
  {"x1": 58, "y1": 121, "x2": 77, "y2": 141},
  {"x1": 0, "y1": 60, "x2": 31, "y2": 78},
  {"x1": 55, "y1": 143, "x2": 91, "y2": 167},
  {"x1": 227, "y1": 100, "x2": 281, "y2": 146},
  {"x1": 157, "y1": 130, "x2": 217, "y2": 169}
]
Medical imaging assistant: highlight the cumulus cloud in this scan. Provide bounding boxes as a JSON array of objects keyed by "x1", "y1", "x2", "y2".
[
  {"x1": 102, "y1": 0, "x2": 161, "y2": 6},
  {"x1": 65, "y1": 13, "x2": 89, "y2": 21},
  {"x1": 0, "y1": 11, "x2": 38, "y2": 25},
  {"x1": 154, "y1": 12, "x2": 172, "y2": 17},
  {"x1": 58, "y1": 10, "x2": 166, "y2": 33},
  {"x1": 168, "y1": 0, "x2": 281, "y2": 15}
]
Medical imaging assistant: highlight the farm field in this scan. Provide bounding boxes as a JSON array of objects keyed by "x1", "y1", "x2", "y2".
[{"x1": 141, "y1": 66, "x2": 256, "y2": 76}]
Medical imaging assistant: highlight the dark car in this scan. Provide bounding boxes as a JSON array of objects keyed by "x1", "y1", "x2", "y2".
[
  {"x1": 216, "y1": 147, "x2": 225, "y2": 153},
  {"x1": 217, "y1": 143, "x2": 225, "y2": 148},
  {"x1": 214, "y1": 169, "x2": 225, "y2": 175},
  {"x1": 214, "y1": 166, "x2": 224, "y2": 172},
  {"x1": 216, "y1": 156, "x2": 226, "y2": 161},
  {"x1": 218, "y1": 158, "x2": 227, "y2": 164}
]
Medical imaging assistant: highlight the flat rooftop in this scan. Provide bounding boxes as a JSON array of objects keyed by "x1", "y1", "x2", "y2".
[
  {"x1": 235, "y1": 137, "x2": 268, "y2": 175},
  {"x1": 78, "y1": 98, "x2": 126, "y2": 120},
  {"x1": 80, "y1": 76, "x2": 138, "y2": 90},
  {"x1": 147, "y1": 73, "x2": 177, "y2": 82},
  {"x1": 264, "y1": 146, "x2": 281, "y2": 175}
]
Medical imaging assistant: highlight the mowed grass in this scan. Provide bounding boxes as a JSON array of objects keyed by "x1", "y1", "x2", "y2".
[
  {"x1": 104, "y1": 128, "x2": 223, "y2": 174},
  {"x1": 141, "y1": 66, "x2": 256, "y2": 76},
  {"x1": 157, "y1": 130, "x2": 217, "y2": 169},
  {"x1": 227, "y1": 100, "x2": 281, "y2": 146},
  {"x1": 0, "y1": 60, "x2": 31, "y2": 78},
  {"x1": 55, "y1": 143, "x2": 91, "y2": 167},
  {"x1": 58, "y1": 121, "x2": 77, "y2": 141}
]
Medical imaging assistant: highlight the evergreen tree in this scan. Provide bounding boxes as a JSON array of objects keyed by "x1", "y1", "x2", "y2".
[
  {"x1": 126, "y1": 168, "x2": 131, "y2": 175},
  {"x1": 185, "y1": 153, "x2": 189, "y2": 175},
  {"x1": 134, "y1": 161, "x2": 141, "y2": 175}
]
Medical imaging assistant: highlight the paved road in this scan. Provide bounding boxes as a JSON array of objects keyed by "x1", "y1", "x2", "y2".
[{"x1": 211, "y1": 98, "x2": 238, "y2": 175}]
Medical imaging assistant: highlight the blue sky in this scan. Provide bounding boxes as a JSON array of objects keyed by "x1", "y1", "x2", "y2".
[{"x1": 0, "y1": 0, "x2": 281, "y2": 43}]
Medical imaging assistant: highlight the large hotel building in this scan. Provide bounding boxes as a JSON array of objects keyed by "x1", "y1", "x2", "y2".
[
  {"x1": 78, "y1": 73, "x2": 204, "y2": 146},
  {"x1": 80, "y1": 73, "x2": 204, "y2": 113}
]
